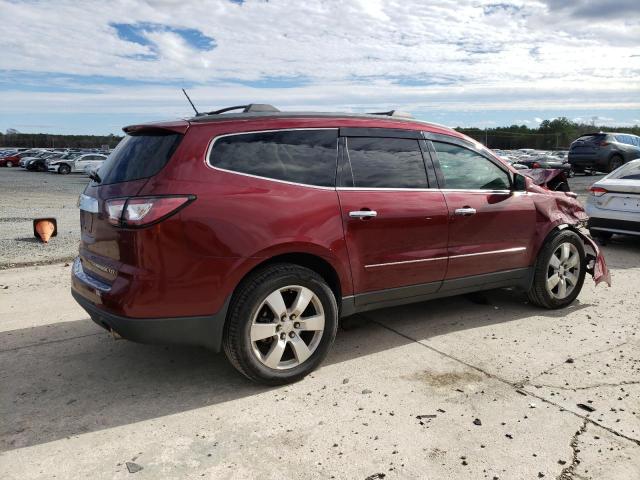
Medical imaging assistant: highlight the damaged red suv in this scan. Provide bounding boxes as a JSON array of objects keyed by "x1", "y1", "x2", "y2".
[{"x1": 72, "y1": 105, "x2": 610, "y2": 384}]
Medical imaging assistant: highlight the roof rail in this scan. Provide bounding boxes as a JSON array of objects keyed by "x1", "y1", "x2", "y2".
[
  {"x1": 369, "y1": 110, "x2": 414, "y2": 119},
  {"x1": 206, "y1": 104, "x2": 280, "y2": 115}
]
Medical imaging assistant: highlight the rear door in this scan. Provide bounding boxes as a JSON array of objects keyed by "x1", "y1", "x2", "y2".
[
  {"x1": 74, "y1": 154, "x2": 93, "y2": 172},
  {"x1": 427, "y1": 137, "x2": 536, "y2": 280},
  {"x1": 337, "y1": 128, "x2": 448, "y2": 302}
]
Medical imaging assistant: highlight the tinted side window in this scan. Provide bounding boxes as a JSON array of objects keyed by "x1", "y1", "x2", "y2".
[
  {"x1": 345, "y1": 137, "x2": 428, "y2": 188},
  {"x1": 433, "y1": 142, "x2": 510, "y2": 190},
  {"x1": 209, "y1": 130, "x2": 337, "y2": 187}
]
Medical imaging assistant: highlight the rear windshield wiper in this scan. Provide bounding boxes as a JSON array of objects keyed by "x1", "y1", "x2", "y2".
[{"x1": 88, "y1": 170, "x2": 102, "y2": 183}]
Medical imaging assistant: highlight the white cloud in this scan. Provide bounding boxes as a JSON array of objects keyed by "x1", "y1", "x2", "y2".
[{"x1": 0, "y1": 0, "x2": 638, "y2": 124}]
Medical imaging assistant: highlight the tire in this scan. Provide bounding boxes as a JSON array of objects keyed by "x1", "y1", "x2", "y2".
[
  {"x1": 567, "y1": 167, "x2": 575, "y2": 178},
  {"x1": 589, "y1": 229, "x2": 612, "y2": 241},
  {"x1": 527, "y1": 230, "x2": 586, "y2": 309},
  {"x1": 5, "y1": 161, "x2": 13, "y2": 168},
  {"x1": 58, "y1": 164, "x2": 71, "y2": 175},
  {"x1": 223, "y1": 263, "x2": 338, "y2": 385},
  {"x1": 608, "y1": 155, "x2": 624, "y2": 173}
]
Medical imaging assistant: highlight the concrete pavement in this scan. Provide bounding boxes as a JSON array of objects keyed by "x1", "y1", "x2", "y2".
[{"x1": 1, "y1": 234, "x2": 639, "y2": 479}]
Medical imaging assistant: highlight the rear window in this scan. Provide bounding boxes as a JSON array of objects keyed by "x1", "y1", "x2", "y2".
[
  {"x1": 98, "y1": 131, "x2": 183, "y2": 185},
  {"x1": 575, "y1": 134, "x2": 606, "y2": 144},
  {"x1": 608, "y1": 161, "x2": 640, "y2": 180},
  {"x1": 208, "y1": 129, "x2": 338, "y2": 187}
]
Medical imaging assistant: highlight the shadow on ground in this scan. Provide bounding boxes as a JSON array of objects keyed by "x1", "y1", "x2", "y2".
[{"x1": 0, "y1": 287, "x2": 590, "y2": 452}]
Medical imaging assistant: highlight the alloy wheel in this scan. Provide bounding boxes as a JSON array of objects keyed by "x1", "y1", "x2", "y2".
[
  {"x1": 546, "y1": 242, "x2": 581, "y2": 300},
  {"x1": 250, "y1": 285, "x2": 325, "y2": 370}
]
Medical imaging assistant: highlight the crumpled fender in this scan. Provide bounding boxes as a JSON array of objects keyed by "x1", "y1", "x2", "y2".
[
  {"x1": 526, "y1": 179, "x2": 611, "y2": 287},
  {"x1": 572, "y1": 227, "x2": 612, "y2": 287}
]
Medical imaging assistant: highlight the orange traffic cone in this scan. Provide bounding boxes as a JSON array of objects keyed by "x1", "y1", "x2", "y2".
[{"x1": 33, "y1": 218, "x2": 57, "y2": 243}]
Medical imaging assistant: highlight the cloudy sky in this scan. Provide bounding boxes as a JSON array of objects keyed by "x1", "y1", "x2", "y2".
[{"x1": 1, "y1": 0, "x2": 638, "y2": 135}]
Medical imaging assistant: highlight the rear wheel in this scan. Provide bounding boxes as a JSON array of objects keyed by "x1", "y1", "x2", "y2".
[
  {"x1": 608, "y1": 155, "x2": 624, "y2": 173},
  {"x1": 223, "y1": 263, "x2": 338, "y2": 385},
  {"x1": 528, "y1": 230, "x2": 586, "y2": 309},
  {"x1": 5, "y1": 161, "x2": 13, "y2": 168},
  {"x1": 58, "y1": 164, "x2": 71, "y2": 175}
]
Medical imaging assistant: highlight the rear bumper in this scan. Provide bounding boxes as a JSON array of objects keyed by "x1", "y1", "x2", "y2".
[
  {"x1": 71, "y1": 256, "x2": 230, "y2": 351},
  {"x1": 568, "y1": 154, "x2": 605, "y2": 169},
  {"x1": 587, "y1": 217, "x2": 640, "y2": 236},
  {"x1": 73, "y1": 290, "x2": 229, "y2": 351}
]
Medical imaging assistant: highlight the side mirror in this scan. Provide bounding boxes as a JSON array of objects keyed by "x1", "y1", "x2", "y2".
[{"x1": 512, "y1": 173, "x2": 527, "y2": 192}]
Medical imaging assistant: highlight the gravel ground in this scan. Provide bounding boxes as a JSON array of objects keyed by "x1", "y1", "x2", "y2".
[
  {"x1": 0, "y1": 166, "x2": 604, "y2": 269},
  {"x1": 0, "y1": 168, "x2": 88, "y2": 269}
]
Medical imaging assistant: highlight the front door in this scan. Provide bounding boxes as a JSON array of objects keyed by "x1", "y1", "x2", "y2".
[
  {"x1": 429, "y1": 140, "x2": 536, "y2": 279},
  {"x1": 337, "y1": 133, "x2": 449, "y2": 301}
]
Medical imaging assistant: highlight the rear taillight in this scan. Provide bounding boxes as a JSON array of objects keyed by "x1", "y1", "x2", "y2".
[
  {"x1": 597, "y1": 141, "x2": 610, "y2": 147},
  {"x1": 105, "y1": 195, "x2": 195, "y2": 227},
  {"x1": 589, "y1": 186, "x2": 607, "y2": 197}
]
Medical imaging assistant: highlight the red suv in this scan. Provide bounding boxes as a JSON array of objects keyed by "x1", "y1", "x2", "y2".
[{"x1": 72, "y1": 105, "x2": 609, "y2": 384}]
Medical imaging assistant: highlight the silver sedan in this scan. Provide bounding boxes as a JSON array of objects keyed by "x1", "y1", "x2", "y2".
[{"x1": 586, "y1": 159, "x2": 640, "y2": 240}]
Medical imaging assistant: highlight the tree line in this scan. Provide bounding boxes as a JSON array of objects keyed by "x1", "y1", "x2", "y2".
[
  {"x1": 2, "y1": 117, "x2": 639, "y2": 150},
  {"x1": 0, "y1": 132, "x2": 123, "y2": 149},
  {"x1": 456, "y1": 117, "x2": 640, "y2": 150}
]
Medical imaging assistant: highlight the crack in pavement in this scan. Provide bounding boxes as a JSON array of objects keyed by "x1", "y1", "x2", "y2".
[
  {"x1": 532, "y1": 381, "x2": 640, "y2": 392},
  {"x1": 525, "y1": 339, "x2": 632, "y2": 384},
  {"x1": 0, "y1": 332, "x2": 103, "y2": 353},
  {"x1": 369, "y1": 318, "x2": 640, "y2": 447},
  {"x1": 557, "y1": 418, "x2": 588, "y2": 480}
]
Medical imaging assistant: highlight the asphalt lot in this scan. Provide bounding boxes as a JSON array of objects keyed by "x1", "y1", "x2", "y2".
[{"x1": 1, "y1": 167, "x2": 639, "y2": 479}]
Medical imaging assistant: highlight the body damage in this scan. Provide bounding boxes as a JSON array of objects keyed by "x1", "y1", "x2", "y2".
[{"x1": 527, "y1": 179, "x2": 611, "y2": 287}]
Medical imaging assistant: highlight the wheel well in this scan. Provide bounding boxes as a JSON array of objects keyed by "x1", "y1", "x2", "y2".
[{"x1": 252, "y1": 253, "x2": 342, "y2": 301}]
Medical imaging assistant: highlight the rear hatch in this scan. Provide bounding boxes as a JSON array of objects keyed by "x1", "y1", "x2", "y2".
[
  {"x1": 570, "y1": 134, "x2": 607, "y2": 155},
  {"x1": 78, "y1": 121, "x2": 188, "y2": 285}
]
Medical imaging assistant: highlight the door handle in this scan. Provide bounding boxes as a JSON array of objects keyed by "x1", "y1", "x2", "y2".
[
  {"x1": 454, "y1": 207, "x2": 476, "y2": 216},
  {"x1": 349, "y1": 210, "x2": 377, "y2": 219}
]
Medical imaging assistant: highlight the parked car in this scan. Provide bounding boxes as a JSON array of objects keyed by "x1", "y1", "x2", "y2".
[
  {"x1": 26, "y1": 152, "x2": 75, "y2": 171},
  {"x1": 569, "y1": 132, "x2": 640, "y2": 174},
  {"x1": 20, "y1": 150, "x2": 52, "y2": 168},
  {"x1": 514, "y1": 155, "x2": 575, "y2": 177},
  {"x1": 586, "y1": 159, "x2": 640, "y2": 240},
  {"x1": 72, "y1": 105, "x2": 608, "y2": 384},
  {"x1": 1, "y1": 150, "x2": 41, "y2": 167},
  {"x1": 48, "y1": 153, "x2": 107, "y2": 174}
]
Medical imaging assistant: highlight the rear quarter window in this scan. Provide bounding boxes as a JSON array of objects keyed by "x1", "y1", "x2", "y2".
[
  {"x1": 98, "y1": 131, "x2": 183, "y2": 185},
  {"x1": 208, "y1": 129, "x2": 338, "y2": 187}
]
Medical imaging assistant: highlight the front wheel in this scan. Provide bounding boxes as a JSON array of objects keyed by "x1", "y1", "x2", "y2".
[
  {"x1": 5, "y1": 161, "x2": 13, "y2": 168},
  {"x1": 527, "y1": 230, "x2": 586, "y2": 309},
  {"x1": 223, "y1": 264, "x2": 338, "y2": 385},
  {"x1": 58, "y1": 164, "x2": 71, "y2": 175}
]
